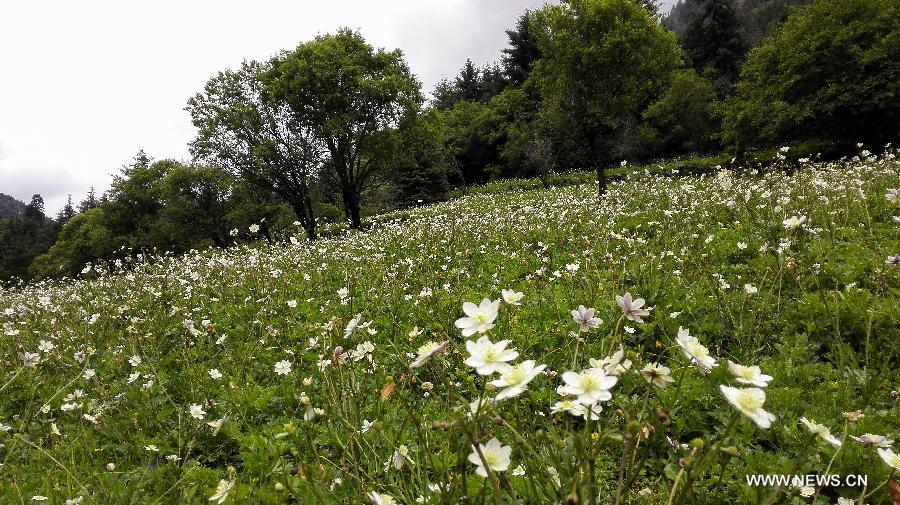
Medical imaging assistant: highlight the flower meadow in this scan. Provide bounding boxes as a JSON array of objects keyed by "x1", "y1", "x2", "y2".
[{"x1": 1, "y1": 152, "x2": 899, "y2": 504}]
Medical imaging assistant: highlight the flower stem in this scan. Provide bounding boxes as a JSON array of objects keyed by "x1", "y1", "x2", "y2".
[{"x1": 859, "y1": 470, "x2": 895, "y2": 502}]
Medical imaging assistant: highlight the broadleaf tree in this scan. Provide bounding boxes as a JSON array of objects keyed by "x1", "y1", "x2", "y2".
[
  {"x1": 531, "y1": 0, "x2": 683, "y2": 197},
  {"x1": 724, "y1": 0, "x2": 900, "y2": 153},
  {"x1": 264, "y1": 28, "x2": 422, "y2": 229},
  {"x1": 187, "y1": 59, "x2": 320, "y2": 239}
]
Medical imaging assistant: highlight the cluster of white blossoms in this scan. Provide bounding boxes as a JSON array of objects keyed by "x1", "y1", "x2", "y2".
[
  {"x1": 4, "y1": 153, "x2": 898, "y2": 504},
  {"x1": 456, "y1": 293, "x2": 547, "y2": 478},
  {"x1": 720, "y1": 351, "x2": 776, "y2": 429}
]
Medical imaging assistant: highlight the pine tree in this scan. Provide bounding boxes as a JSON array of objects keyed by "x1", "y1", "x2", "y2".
[
  {"x1": 432, "y1": 59, "x2": 509, "y2": 109},
  {"x1": 502, "y1": 11, "x2": 542, "y2": 87},
  {"x1": 56, "y1": 195, "x2": 77, "y2": 226},
  {"x1": 479, "y1": 64, "x2": 509, "y2": 102},
  {"x1": 78, "y1": 187, "x2": 99, "y2": 213},
  {"x1": 682, "y1": 0, "x2": 747, "y2": 94},
  {"x1": 23, "y1": 194, "x2": 45, "y2": 221},
  {"x1": 455, "y1": 59, "x2": 481, "y2": 102}
]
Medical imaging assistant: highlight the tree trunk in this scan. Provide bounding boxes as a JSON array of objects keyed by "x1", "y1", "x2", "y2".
[
  {"x1": 596, "y1": 166, "x2": 607, "y2": 199},
  {"x1": 337, "y1": 181, "x2": 362, "y2": 229},
  {"x1": 211, "y1": 232, "x2": 227, "y2": 248},
  {"x1": 289, "y1": 200, "x2": 317, "y2": 241},
  {"x1": 302, "y1": 190, "x2": 317, "y2": 240},
  {"x1": 332, "y1": 155, "x2": 362, "y2": 230},
  {"x1": 588, "y1": 134, "x2": 607, "y2": 200},
  {"x1": 348, "y1": 197, "x2": 362, "y2": 229}
]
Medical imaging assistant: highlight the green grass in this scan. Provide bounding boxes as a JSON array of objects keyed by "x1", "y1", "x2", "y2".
[{"x1": 1, "y1": 152, "x2": 899, "y2": 504}]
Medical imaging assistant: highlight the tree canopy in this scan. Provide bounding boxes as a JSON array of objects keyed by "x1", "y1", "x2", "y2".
[
  {"x1": 724, "y1": 0, "x2": 900, "y2": 150},
  {"x1": 532, "y1": 0, "x2": 684, "y2": 194},
  {"x1": 188, "y1": 60, "x2": 320, "y2": 239},
  {"x1": 29, "y1": 157, "x2": 288, "y2": 279},
  {"x1": 264, "y1": 28, "x2": 422, "y2": 229}
]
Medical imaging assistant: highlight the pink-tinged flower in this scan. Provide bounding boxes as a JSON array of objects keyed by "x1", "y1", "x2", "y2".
[
  {"x1": 410, "y1": 341, "x2": 450, "y2": 368},
  {"x1": 571, "y1": 305, "x2": 602, "y2": 332},
  {"x1": 616, "y1": 293, "x2": 651, "y2": 323},
  {"x1": 21, "y1": 352, "x2": 40, "y2": 368},
  {"x1": 850, "y1": 433, "x2": 893, "y2": 448},
  {"x1": 639, "y1": 363, "x2": 675, "y2": 389},
  {"x1": 886, "y1": 188, "x2": 900, "y2": 205},
  {"x1": 344, "y1": 314, "x2": 362, "y2": 338},
  {"x1": 455, "y1": 299, "x2": 500, "y2": 337}
]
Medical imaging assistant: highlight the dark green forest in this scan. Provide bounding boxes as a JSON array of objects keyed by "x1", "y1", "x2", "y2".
[{"x1": 2, "y1": 0, "x2": 898, "y2": 283}]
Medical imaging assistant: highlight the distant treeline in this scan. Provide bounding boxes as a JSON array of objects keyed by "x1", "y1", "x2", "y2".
[{"x1": 2, "y1": 0, "x2": 897, "y2": 282}]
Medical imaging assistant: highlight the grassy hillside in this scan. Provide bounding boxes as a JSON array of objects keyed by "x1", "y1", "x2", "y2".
[{"x1": 1, "y1": 152, "x2": 898, "y2": 504}]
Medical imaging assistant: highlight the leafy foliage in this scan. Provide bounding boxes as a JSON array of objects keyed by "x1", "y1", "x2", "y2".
[
  {"x1": 29, "y1": 158, "x2": 289, "y2": 279},
  {"x1": 187, "y1": 60, "x2": 320, "y2": 239},
  {"x1": 265, "y1": 28, "x2": 422, "y2": 230},
  {"x1": 644, "y1": 69, "x2": 721, "y2": 153},
  {"x1": 532, "y1": 0, "x2": 684, "y2": 193},
  {"x1": 723, "y1": 0, "x2": 900, "y2": 150}
]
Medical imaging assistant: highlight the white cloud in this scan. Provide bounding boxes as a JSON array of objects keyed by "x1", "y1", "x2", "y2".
[{"x1": 0, "y1": 0, "x2": 547, "y2": 213}]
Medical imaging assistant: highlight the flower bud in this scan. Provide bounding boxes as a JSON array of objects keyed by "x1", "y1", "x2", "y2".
[
  {"x1": 657, "y1": 409, "x2": 671, "y2": 425},
  {"x1": 626, "y1": 420, "x2": 642, "y2": 434},
  {"x1": 720, "y1": 446, "x2": 739, "y2": 456}
]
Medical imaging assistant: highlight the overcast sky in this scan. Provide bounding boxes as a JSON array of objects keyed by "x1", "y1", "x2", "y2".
[{"x1": 0, "y1": 0, "x2": 676, "y2": 213}]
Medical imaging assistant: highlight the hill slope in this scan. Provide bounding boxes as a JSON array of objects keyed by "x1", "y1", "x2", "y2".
[
  {"x1": 0, "y1": 192, "x2": 25, "y2": 219},
  {"x1": 1, "y1": 153, "x2": 898, "y2": 503}
]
